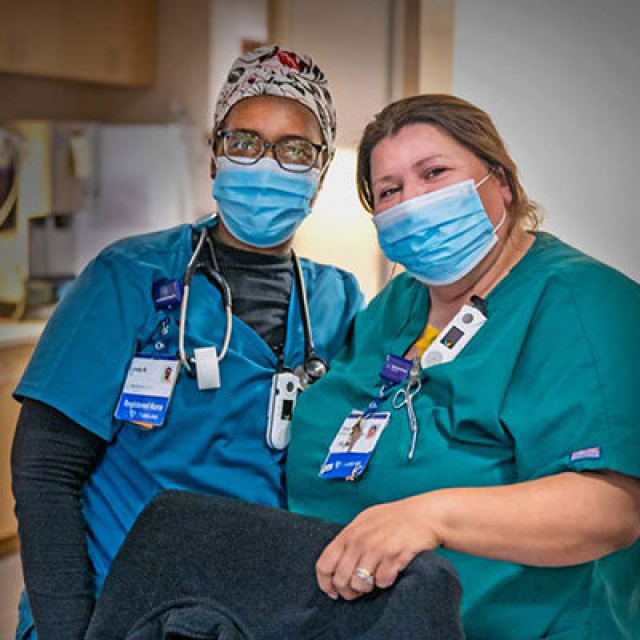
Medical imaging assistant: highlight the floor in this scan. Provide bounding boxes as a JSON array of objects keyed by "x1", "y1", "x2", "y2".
[{"x1": 0, "y1": 552, "x2": 22, "y2": 639}]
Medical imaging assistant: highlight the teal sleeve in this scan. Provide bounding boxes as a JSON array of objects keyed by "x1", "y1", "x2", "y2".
[
  {"x1": 14, "y1": 253, "x2": 156, "y2": 441},
  {"x1": 304, "y1": 263, "x2": 366, "y2": 364},
  {"x1": 348, "y1": 272, "x2": 366, "y2": 314},
  {"x1": 503, "y1": 266, "x2": 640, "y2": 481}
]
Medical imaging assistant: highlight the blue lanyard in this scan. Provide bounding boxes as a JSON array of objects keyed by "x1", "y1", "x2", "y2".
[
  {"x1": 362, "y1": 354, "x2": 413, "y2": 416},
  {"x1": 363, "y1": 381, "x2": 398, "y2": 417}
]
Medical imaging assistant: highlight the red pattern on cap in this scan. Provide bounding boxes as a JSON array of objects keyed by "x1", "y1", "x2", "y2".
[{"x1": 277, "y1": 50, "x2": 302, "y2": 71}]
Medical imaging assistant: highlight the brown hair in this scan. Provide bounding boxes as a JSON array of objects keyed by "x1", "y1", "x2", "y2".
[{"x1": 356, "y1": 94, "x2": 542, "y2": 229}]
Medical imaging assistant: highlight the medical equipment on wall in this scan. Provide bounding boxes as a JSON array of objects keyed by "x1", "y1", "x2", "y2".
[
  {"x1": 0, "y1": 126, "x2": 24, "y2": 318},
  {"x1": 176, "y1": 226, "x2": 329, "y2": 393},
  {"x1": 0, "y1": 127, "x2": 21, "y2": 231}
]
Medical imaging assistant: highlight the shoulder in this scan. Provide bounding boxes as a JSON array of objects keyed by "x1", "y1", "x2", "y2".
[
  {"x1": 360, "y1": 271, "x2": 421, "y2": 321},
  {"x1": 298, "y1": 257, "x2": 364, "y2": 308},
  {"x1": 66, "y1": 225, "x2": 192, "y2": 308},
  {"x1": 529, "y1": 232, "x2": 638, "y2": 295},
  {"x1": 526, "y1": 233, "x2": 640, "y2": 315},
  {"x1": 508, "y1": 233, "x2": 640, "y2": 396},
  {"x1": 97, "y1": 224, "x2": 191, "y2": 268}
]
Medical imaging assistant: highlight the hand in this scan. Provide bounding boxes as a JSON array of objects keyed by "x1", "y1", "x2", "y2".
[{"x1": 315, "y1": 495, "x2": 442, "y2": 600}]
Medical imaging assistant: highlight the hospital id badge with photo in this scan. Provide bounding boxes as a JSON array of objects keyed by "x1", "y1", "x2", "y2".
[
  {"x1": 319, "y1": 410, "x2": 390, "y2": 481},
  {"x1": 114, "y1": 354, "x2": 180, "y2": 429}
]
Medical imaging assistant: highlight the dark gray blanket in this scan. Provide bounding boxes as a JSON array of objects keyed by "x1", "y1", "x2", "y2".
[{"x1": 85, "y1": 491, "x2": 465, "y2": 639}]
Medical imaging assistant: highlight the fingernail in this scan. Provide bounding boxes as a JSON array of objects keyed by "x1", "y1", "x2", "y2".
[{"x1": 328, "y1": 592, "x2": 338, "y2": 600}]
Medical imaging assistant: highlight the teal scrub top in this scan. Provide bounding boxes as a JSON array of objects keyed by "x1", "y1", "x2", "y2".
[
  {"x1": 287, "y1": 233, "x2": 640, "y2": 640},
  {"x1": 15, "y1": 222, "x2": 363, "y2": 588}
]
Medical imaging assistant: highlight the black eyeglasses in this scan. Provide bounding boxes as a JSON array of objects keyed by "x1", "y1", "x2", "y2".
[{"x1": 214, "y1": 129, "x2": 326, "y2": 173}]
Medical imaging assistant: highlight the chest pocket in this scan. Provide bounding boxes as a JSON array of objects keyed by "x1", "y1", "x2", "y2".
[
  {"x1": 388, "y1": 356, "x2": 518, "y2": 489},
  {"x1": 416, "y1": 353, "x2": 509, "y2": 445}
]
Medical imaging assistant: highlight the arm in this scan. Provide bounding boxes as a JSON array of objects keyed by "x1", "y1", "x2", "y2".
[
  {"x1": 11, "y1": 399, "x2": 107, "y2": 639},
  {"x1": 316, "y1": 471, "x2": 640, "y2": 600}
]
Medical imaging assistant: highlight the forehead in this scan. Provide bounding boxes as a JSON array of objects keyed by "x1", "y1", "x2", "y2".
[
  {"x1": 370, "y1": 123, "x2": 477, "y2": 178},
  {"x1": 223, "y1": 95, "x2": 322, "y2": 141}
]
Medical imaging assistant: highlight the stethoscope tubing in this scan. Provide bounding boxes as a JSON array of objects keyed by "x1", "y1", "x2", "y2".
[
  {"x1": 178, "y1": 230, "x2": 233, "y2": 374},
  {"x1": 178, "y1": 227, "x2": 325, "y2": 380}
]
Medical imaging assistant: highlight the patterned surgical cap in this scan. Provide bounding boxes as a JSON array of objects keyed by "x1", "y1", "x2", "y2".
[{"x1": 213, "y1": 45, "x2": 337, "y2": 156}]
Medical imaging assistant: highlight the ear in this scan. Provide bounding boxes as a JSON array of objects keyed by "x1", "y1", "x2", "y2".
[{"x1": 494, "y1": 166, "x2": 513, "y2": 207}]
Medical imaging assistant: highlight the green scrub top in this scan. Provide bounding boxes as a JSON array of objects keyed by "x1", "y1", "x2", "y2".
[{"x1": 287, "y1": 233, "x2": 640, "y2": 640}]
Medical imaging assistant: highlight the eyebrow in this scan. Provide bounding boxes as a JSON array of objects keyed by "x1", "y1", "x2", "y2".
[{"x1": 372, "y1": 154, "x2": 447, "y2": 187}]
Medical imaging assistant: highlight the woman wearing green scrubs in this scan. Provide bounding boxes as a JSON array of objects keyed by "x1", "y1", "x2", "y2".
[{"x1": 287, "y1": 94, "x2": 640, "y2": 640}]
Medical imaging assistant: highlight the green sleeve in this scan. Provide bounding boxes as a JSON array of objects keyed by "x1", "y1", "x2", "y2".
[{"x1": 502, "y1": 263, "x2": 640, "y2": 481}]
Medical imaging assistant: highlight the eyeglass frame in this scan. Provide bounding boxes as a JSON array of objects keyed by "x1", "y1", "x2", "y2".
[{"x1": 212, "y1": 128, "x2": 327, "y2": 174}]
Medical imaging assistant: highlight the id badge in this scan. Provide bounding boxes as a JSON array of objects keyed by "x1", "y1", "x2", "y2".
[
  {"x1": 319, "y1": 410, "x2": 390, "y2": 480},
  {"x1": 114, "y1": 355, "x2": 180, "y2": 429}
]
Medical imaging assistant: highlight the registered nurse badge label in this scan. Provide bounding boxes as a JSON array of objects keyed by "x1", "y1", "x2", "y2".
[
  {"x1": 114, "y1": 354, "x2": 179, "y2": 428},
  {"x1": 319, "y1": 410, "x2": 390, "y2": 481}
]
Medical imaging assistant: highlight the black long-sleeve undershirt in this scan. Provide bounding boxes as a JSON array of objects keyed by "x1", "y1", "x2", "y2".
[{"x1": 11, "y1": 398, "x2": 106, "y2": 640}]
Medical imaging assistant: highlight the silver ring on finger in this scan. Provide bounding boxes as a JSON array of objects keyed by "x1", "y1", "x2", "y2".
[{"x1": 353, "y1": 566, "x2": 375, "y2": 587}]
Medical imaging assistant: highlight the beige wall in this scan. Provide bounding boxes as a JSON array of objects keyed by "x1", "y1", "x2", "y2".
[
  {"x1": 269, "y1": 0, "x2": 390, "y2": 148},
  {"x1": 209, "y1": 0, "x2": 268, "y2": 128},
  {"x1": 267, "y1": 0, "x2": 392, "y2": 299},
  {"x1": 266, "y1": 0, "x2": 452, "y2": 299},
  {"x1": 0, "y1": 0, "x2": 213, "y2": 215}
]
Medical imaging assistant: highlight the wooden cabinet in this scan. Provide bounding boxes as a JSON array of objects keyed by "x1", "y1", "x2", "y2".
[
  {"x1": 0, "y1": 1, "x2": 61, "y2": 76},
  {"x1": 0, "y1": 334, "x2": 38, "y2": 549},
  {"x1": 0, "y1": 0, "x2": 156, "y2": 86}
]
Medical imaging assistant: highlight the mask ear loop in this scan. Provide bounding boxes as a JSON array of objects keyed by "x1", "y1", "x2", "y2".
[
  {"x1": 475, "y1": 170, "x2": 493, "y2": 190},
  {"x1": 477, "y1": 167, "x2": 508, "y2": 234},
  {"x1": 494, "y1": 208, "x2": 507, "y2": 233},
  {"x1": 385, "y1": 260, "x2": 398, "y2": 287}
]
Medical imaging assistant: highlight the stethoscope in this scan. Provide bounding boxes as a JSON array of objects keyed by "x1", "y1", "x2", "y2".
[{"x1": 178, "y1": 226, "x2": 329, "y2": 388}]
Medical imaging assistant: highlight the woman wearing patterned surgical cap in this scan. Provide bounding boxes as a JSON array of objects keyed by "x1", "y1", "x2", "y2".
[{"x1": 11, "y1": 45, "x2": 363, "y2": 640}]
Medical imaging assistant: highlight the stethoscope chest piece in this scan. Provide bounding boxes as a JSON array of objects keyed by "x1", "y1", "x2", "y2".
[{"x1": 293, "y1": 356, "x2": 329, "y2": 390}]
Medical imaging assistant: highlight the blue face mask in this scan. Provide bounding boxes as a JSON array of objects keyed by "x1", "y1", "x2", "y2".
[
  {"x1": 372, "y1": 174, "x2": 506, "y2": 286},
  {"x1": 212, "y1": 157, "x2": 320, "y2": 248}
]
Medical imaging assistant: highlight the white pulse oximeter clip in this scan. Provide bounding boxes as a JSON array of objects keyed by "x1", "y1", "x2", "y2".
[
  {"x1": 266, "y1": 371, "x2": 301, "y2": 450},
  {"x1": 421, "y1": 295, "x2": 488, "y2": 369}
]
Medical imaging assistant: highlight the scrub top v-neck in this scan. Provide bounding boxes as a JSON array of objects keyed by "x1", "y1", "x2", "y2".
[{"x1": 15, "y1": 222, "x2": 364, "y2": 588}]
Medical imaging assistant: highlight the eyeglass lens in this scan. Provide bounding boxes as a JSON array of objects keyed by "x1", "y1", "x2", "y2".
[{"x1": 221, "y1": 130, "x2": 318, "y2": 172}]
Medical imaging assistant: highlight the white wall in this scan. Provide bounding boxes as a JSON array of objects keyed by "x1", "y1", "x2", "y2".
[{"x1": 452, "y1": 0, "x2": 640, "y2": 281}]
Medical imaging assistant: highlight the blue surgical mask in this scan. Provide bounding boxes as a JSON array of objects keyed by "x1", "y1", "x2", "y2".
[
  {"x1": 212, "y1": 157, "x2": 320, "y2": 248},
  {"x1": 373, "y1": 174, "x2": 506, "y2": 286}
]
